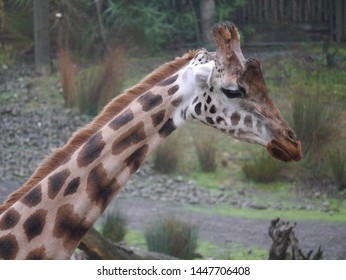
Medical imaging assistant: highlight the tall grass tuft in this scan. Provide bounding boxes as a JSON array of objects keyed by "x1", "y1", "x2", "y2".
[
  {"x1": 242, "y1": 151, "x2": 284, "y2": 183},
  {"x1": 328, "y1": 147, "x2": 346, "y2": 191},
  {"x1": 194, "y1": 136, "x2": 217, "y2": 172},
  {"x1": 153, "y1": 136, "x2": 180, "y2": 174},
  {"x1": 101, "y1": 210, "x2": 127, "y2": 244},
  {"x1": 75, "y1": 47, "x2": 125, "y2": 116},
  {"x1": 292, "y1": 97, "x2": 338, "y2": 162},
  {"x1": 58, "y1": 44, "x2": 75, "y2": 107},
  {"x1": 145, "y1": 217, "x2": 198, "y2": 259},
  {"x1": 58, "y1": 45, "x2": 125, "y2": 115}
]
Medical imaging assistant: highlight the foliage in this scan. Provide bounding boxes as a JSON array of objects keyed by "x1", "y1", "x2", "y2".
[
  {"x1": 328, "y1": 147, "x2": 346, "y2": 191},
  {"x1": 104, "y1": 0, "x2": 199, "y2": 51},
  {"x1": 3, "y1": 1, "x2": 33, "y2": 43},
  {"x1": 0, "y1": 44, "x2": 16, "y2": 66},
  {"x1": 153, "y1": 135, "x2": 180, "y2": 174},
  {"x1": 194, "y1": 136, "x2": 217, "y2": 172},
  {"x1": 241, "y1": 151, "x2": 284, "y2": 183},
  {"x1": 216, "y1": 0, "x2": 247, "y2": 22},
  {"x1": 101, "y1": 210, "x2": 127, "y2": 243},
  {"x1": 145, "y1": 217, "x2": 198, "y2": 259}
]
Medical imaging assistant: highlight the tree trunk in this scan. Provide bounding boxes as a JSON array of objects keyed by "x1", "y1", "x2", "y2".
[
  {"x1": 334, "y1": 0, "x2": 346, "y2": 42},
  {"x1": 78, "y1": 227, "x2": 178, "y2": 260},
  {"x1": 200, "y1": 0, "x2": 215, "y2": 45},
  {"x1": 0, "y1": 0, "x2": 4, "y2": 32},
  {"x1": 33, "y1": 0, "x2": 51, "y2": 75}
]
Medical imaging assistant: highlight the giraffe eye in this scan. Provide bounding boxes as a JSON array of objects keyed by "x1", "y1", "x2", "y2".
[{"x1": 221, "y1": 87, "x2": 244, "y2": 99}]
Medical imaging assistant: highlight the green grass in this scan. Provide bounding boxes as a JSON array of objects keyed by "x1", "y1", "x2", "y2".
[
  {"x1": 186, "y1": 169, "x2": 230, "y2": 191},
  {"x1": 124, "y1": 229, "x2": 268, "y2": 260},
  {"x1": 124, "y1": 230, "x2": 147, "y2": 250},
  {"x1": 0, "y1": 91, "x2": 16, "y2": 104},
  {"x1": 187, "y1": 204, "x2": 346, "y2": 223},
  {"x1": 197, "y1": 240, "x2": 267, "y2": 260}
]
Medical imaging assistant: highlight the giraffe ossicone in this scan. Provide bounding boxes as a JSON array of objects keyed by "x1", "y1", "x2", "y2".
[{"x1": 0, "y1": 22, "x2": 302, "y2": 259}]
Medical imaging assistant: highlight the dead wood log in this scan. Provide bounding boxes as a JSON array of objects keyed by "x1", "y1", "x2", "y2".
[
  {"x1": 78, "y1": 227, "x2": 178, "y2": 260},
  {"x1": 268, "y1": 218, "x2": 323, "y2": 260}
]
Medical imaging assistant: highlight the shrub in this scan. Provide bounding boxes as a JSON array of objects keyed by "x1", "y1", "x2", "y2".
[
  {"x1": 242, "y1": 151, "x2": 284, "y2": 183},
  {"x1": 58, "y1": 45, "x2": 124, "y2": 115},
  {"x1": 101, "y1": 210, "x2": 127, "y2": 243},
  {"x1": 328, "y1": 147, "x2": 346, "y2": 191},
  {"x1": 291, "y1": 97, "x2": 339, "y2": 163},
  {"x1": 145, "y1": 217, "x2": 198, "y2": 259},
  {"x1": 0, "y1": 44, "x2": 17, "y2": 67},
  {"x1": 194, "y1": 136, "x2": 217, "y2": 172},
  {"x1": 104, "y1": 0, "x2": 199, "y2": 51},
  {"x1": 153, "y1": 136, "x2": 180, "y2": 174}
]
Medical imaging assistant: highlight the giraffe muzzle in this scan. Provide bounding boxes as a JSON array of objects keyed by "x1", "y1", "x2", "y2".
[{"x1": 267, "y1": 139, "x2": 302, "y2": 162}]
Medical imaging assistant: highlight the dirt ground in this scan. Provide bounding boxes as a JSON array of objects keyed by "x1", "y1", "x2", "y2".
[{"x1": 1, "y1": 180, "x2": 345, "y2": 260}]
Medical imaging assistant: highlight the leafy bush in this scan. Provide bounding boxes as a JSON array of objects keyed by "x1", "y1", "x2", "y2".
[
  {"x1": 101, "y1": 211, "x2": 127, "y2": 243},
  {"x1": 242, "y1": 151, "x2": 284, "y2": 183},
  {"x1": 153, "y1": 136, "x2": 180, "y2": 174},
  {"x1": 194, "y1": 136, "x2": 217, "y2": 172},
  {"x1": 328, "y1": 147, "x2": 346, "y2": 191},
  {"x1": 104, "y1": 0, "x2": 199, "y2": 51},
  {"x1": 145, "y1": 217, "x2": 198, "y2": 259}
]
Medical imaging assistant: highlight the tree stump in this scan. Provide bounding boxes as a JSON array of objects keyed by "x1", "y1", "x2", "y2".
[{"x1": 268, "y1": 218, "x2": 323, "y2": 260}]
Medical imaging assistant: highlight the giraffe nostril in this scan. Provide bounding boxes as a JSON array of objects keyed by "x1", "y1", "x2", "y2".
[{"x1": 287, "y1": 129, "x2": 298, "y2": 142}]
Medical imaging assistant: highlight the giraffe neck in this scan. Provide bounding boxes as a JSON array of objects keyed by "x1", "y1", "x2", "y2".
[{"x1": 0, "y1": 63, "x2": 193, "y2": 260}]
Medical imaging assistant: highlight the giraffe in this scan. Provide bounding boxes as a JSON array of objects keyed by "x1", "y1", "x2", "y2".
[{"x1": 0, "y1": 22, "x2": 301, "y2": 259}]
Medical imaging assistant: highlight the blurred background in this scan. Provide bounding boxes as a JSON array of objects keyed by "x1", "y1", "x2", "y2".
[{"x1": 0, "y1": 0, "x2": 345, "y2": 260}]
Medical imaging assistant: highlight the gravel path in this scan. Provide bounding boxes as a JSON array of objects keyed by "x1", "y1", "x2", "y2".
[{"x1": 1, "y1": 64, "x2": 345, "y2": 260}]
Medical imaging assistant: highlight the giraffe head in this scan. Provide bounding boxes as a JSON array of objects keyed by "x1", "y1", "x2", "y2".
[{"x1": 185, "y1": 22, "x2": 301, "y2": 162}]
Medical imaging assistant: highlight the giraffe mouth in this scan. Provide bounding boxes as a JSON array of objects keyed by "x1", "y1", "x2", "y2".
[{"x1": 267, "y1": 140, "x2": 302, "y2": 162}]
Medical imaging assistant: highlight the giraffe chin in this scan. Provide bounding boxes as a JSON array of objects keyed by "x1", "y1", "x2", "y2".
[{"x1": 267, "y1": 140, "x2": 302, "y2": 162}]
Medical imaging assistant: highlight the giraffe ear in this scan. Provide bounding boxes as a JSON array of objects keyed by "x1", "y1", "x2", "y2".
[{"x1": 194, "y1": 60, "x2": 215, "y2": 87}]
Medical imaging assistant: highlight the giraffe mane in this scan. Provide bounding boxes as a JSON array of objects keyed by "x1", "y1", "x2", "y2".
[{"x1": 0, "y1": 50, "x2": 197, "y2": 215}]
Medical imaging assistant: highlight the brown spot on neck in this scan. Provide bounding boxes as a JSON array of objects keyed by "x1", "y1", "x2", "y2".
[
  {"x1": 53, "y1": 204, "x2": 91, "y2": 251},
  {"x1": 138, "y1": 91, "x2": 163, "y2": 112},
  {"x1": 63, "y1": 177, "x2": 81, "y2": 197},
  {"x1": 151, "y1": 110, "x2": 166, "y2": 127},
  {"x1": 21, "y1": 184, "x2": 42, "y2": 208},
  {"x1": 112, "y1": 122, "x2": 146, "y2": 156},
  {"x1": 87, "y1": 163, "x2": 121, "y2": 212},
  {"x1": 124, "y1": 144, "x2": 149, "y2": 174},
  {"x1": 23, "y1": 209, "x2": 48, "y2": 242},
  {"x1": 48, "y1": 169, "x2": 71, "y2": 200},
  {"x1": 109, "y1": 109, "x2": 134, "y2": 131},
  {"x1": 158, "y1": 74, "x2": 179, "y2": 87},
  {"x1": 25, "y1": 246, "x2": 47, "y2": 260},
  {"x1": 0, "y1": 209, "x2": 20, "y2": 230},
  {"x1": 77, "y1": 131, "x2": 106, "y2": 168},
  {"x1": 0, "y1": 234, "x2": 19, "y2": 260},
  {"x1": 158, "y1": 118, "x2": 176, "y2": 138},
  {"x1": 168, "y1": 84, "x2": 179, "y2": 95},
  {"x1": 171, "y1": 97, "x2": 183, "y2": 107}
]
